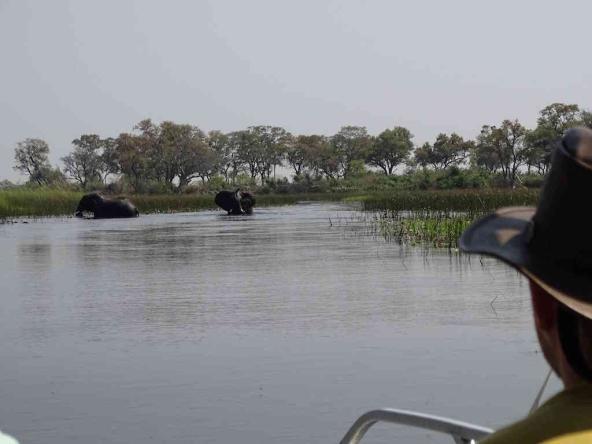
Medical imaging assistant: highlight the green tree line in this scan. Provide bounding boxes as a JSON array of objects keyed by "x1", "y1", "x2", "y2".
[{"x1": 12, "y1": 103, "x2": 592, "y2": 192}]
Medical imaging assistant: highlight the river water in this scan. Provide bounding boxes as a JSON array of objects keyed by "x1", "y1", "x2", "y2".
[{"x1": 0, "y1": 202, "x2": 558, "y2": 443}]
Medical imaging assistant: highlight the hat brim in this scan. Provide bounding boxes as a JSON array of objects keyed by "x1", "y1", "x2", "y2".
[{"x1": 460, "y1": 207, "x2": 592, "y2": 319}]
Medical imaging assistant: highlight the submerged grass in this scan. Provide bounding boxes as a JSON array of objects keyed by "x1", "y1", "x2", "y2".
[{"x1": 0, "y1": 190, "x2": 351, "y2": 218}]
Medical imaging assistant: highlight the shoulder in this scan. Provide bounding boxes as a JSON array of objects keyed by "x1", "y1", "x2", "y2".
[
  {"x1": 481, "y1": 386, "x2": 592, "y2": 444},
  {"x1": 479, "y1": 416, "x2": 552, "y2": 444},
  {"x1": 0, "y1": 430, "x2": 19, "y2": 444},
  {"x1": 542, "y1": 431, "x2": 592, "y2": 444}
]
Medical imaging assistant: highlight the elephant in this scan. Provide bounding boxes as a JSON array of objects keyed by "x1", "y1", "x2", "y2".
[
  {"x1": 215, "y1": 189, "x2": 256, "y2": 215},
  {"x1": 75, "y1": 193, "x2": 139, "y2": 219}
]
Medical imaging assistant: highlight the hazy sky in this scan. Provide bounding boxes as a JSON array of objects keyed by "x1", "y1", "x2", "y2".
[{"x1": 1, "y1": 0, "x2": 591, "y2": 181}]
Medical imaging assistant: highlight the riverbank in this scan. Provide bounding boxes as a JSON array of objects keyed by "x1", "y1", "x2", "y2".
[{"x1": 0, "y1": 190, "x2": 354, "y2": 218}]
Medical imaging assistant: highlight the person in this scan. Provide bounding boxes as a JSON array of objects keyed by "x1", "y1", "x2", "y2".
[
  {"x1": 0, "y1": 430, "x2": 18, "y2": 444},
  {"x1": 459, "y1": 127, "x2": 592, "y2": 443}
]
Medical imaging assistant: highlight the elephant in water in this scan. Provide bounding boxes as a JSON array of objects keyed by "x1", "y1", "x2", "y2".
[
  {"x1": 75, "y1": 193, "x2": 139, "y2": 219},
  {"x1": 215, "y1": 189, "x2": 256, "y2": 215}
]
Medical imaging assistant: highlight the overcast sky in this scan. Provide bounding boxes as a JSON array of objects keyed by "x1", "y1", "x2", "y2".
[{"x1": 1, "y1": 0, "x2": 591, "y2": 181}]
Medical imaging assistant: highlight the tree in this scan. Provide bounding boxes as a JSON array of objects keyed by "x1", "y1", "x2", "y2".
[
  {"x1": 367, "y1": 126, "x2": 413, "y2": 175},
  {"x1": 304, "y1": 136, "x2": 341, "y2": 179},
  {"x1": 99, "y1": 137, "x2": 119, "y2": 183},
  {"x1": 158, "y1": 121, "x2": 209, "y2": 190},
  {"x1": 43, "y1": 167, "x2": 68, "y2": 186},
  {"x1": 115, "y1": 132, "x2": 151, "y2": 191},
  {"x1": 144, "y1": 120, "x2": 176, "y2": 189},
  {"x1": 524, "y1": 103, "x2": 583, "y2": 174},
  {"x1": 477, "y1": 119, "x2": 527, "y2": 187},
  {"x1": 62, "y1": 134, "x2": 104, "y2": 189},
  {"x1": 471, "y1": 140, "x2": 501, "y2": 174},
  {"x1": 331, "y1": 126, "x2": 371, "y2": 177},
  {"x1": 13, "y1": 138, "x2": 52, "y2": 185},
  {"x1": 413, "y1": 142, "x2": 434, "y2": 169},
  {"x1": 248, "y1": 125, "x2": 291, "y2": 181},
  {"x1": 208, "y1": 131, "x2": 233, "y2": 181},
  {"x1": 413, "y1": 133, "x2": 472, "y2": 170},
  {"x1": 231, "y1": 130, "x2": 260, "y2": 180},
  {"x1": 286, "y1": 134, "x2": 320, "y2": 177},
  {"x1": 581, "y1": 110, "x2": 592, "y2": 129},
  {"x1": 538, "y1": 103, "x2": 581, "y2": 133}
]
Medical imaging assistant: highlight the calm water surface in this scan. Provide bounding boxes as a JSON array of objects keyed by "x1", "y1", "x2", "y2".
[{"x1": 0, "y1": 203, "x2": 558, "y2": 443}]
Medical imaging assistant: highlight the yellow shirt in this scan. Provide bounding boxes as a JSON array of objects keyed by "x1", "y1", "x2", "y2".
[
  {"x1": 481, "y1": 385, "x2": 592, "y2": 444},
  {"x1": 0, "y1": 430, "x2": 18, "y2": 444},
  {"x1": 542, "y1": 431, "x2": 592, "y2": 443}
]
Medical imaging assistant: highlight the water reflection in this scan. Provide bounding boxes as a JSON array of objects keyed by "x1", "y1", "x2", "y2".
[{"x1": 0, "y1": 204, "x2": 546, "y2": 444}]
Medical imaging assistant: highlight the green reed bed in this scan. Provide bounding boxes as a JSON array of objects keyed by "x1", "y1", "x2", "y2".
[
  {"x1": 0, "y1": 189, "x2": 83, "y2": 218},
  {"x1": 363, "y1": 189, "x2": 540, "y2": 248},
  {"x1": 362, "y1": 188, "x2": 539, "y2": 213},
  {"x1": 0, "y1": 190, "x2": 351, "y2": 218},
  {"x1": 370, "y1": 210, "x2": 472, "y2": 248}
]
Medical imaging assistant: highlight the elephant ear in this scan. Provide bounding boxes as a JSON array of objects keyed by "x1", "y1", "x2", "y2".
[
  {"x1": 215, "y1": 191, "x2": 236, "y2": 212},
  {"x1": 93, "y1": 195, "x2": 103, "y2": 205}
]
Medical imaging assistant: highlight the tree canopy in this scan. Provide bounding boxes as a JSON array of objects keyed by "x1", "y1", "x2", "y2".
[
  {"x1": 11, "y1": 102, "x2": 592, "y2": 191},
  {"x1": 367, "y1": 126, "x2": 413, "y2": 175}
]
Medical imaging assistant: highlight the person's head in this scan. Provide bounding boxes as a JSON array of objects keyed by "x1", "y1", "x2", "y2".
[
  {"x1": 460, "y1": 126, "x2": 592, "y2": 389},
  {"x1": 530, "y1": 279, "x2": 592, "y2": 387}
]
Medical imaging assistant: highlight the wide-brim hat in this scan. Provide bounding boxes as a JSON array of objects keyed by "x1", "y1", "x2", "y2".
[{"x1": 460, "y1": 127, "x2": 592, "y2": 319}]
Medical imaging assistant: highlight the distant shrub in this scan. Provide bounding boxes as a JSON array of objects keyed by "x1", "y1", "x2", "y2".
[{"x1": 520, "y1": 174, "x2": 546, "y2": 188}]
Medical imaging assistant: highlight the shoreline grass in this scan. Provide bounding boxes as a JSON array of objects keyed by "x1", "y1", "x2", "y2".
[
  {"x1": 361, "y1": 188, "x2": 539, "y2": 213},
  {"x1": 0, "y1": 190, "x2": 353, "y2": 218}
]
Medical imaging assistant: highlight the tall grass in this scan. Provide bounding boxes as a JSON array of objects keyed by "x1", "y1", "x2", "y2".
[
  {"x1": 370, "y1": 211, "x2": 473, "y2": 248},
  {"x1": 0, "y1": 190, "x2": 351, "y2": 218},
  {"x1": 0, "y1": 189, "x2": 83, "y2": 218},
  {"x1": 363, "y1": 189, "x2": 540, "y2": 248},
  {"x1": 362, "y1": 188, "x2": 539, "y2": 213}
]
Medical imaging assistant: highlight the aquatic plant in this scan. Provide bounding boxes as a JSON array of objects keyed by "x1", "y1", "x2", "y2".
[
  {"x1": 361, "y1": 189, "x2": 539, "y2": 213},
  {"x1": 363, "y1": 189, "x2": 540, "y2": 248},
  {"x1": 0, "y1": 189, "x2": 83, "y2": 218}
]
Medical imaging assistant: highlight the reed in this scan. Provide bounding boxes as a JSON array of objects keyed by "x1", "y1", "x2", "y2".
[
  {"x1": 0, "y1": 190, "x2": 351, "y2": 218},
  {"x1": 364, "y1": 189, "x2": 540, "y2": 248},
  {"x1": 370, "y1": 211, "x2": 472, "y2": 248},
  {"x1": 362, "y1": 188, "x2": 539, "y2": 213},
  {"x1": 0, "y1": 189, "x2": 83, "y2": 218}
]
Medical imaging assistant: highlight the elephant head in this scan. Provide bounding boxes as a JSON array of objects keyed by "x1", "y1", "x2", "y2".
[
  {"x1": 75, "y1": 192, "x2": 104, "y2": 217},
  {"x1": 238, "y1": 190, "x2": 256, "y2": 214}
]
